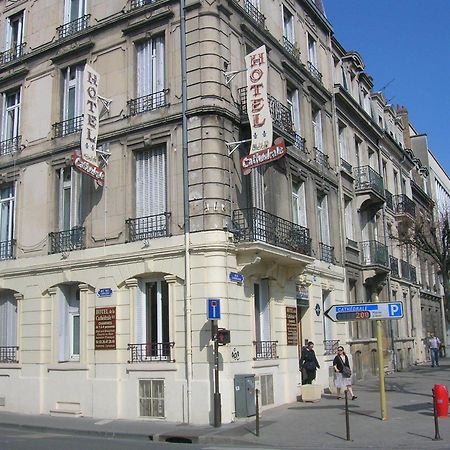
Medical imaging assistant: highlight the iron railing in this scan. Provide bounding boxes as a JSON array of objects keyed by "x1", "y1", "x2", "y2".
[
  {"x1": 282, "y1": 37, "x2": 300, "y2": 63},
  {"x1": 53, "y1": 115, "x2": 83, "y2": 138},
  {"x1": 385, "y1": 190, "x2": 394, "y2": 210},
  {"x1": 307, "y1": 61, "x2": 322, "y2": 83},
  {"x1": 319, "y1": 242, "x2": 334, "y2": 264},
  {"x1": 0, "y1": 346, "x2": 18, "y2": 363},
  {"x1": 394, "y1": 194, "x2": 416, "y2": 217},
  {"x1": 354, "y1": 166, "x2": 384, "y2": 198},
  {"x1": 49, "y1": 227, "x2": 85, "y2": 254},
  {"x1": 361, "y1": 240, "x2": 388, "y2": 267},
  {"x1": 313, "y1": 147, "x2": 329, "y2": 168},
  {"x1": 390, "y1": 255, "x2": 399, "y2": 277},
  {"x1": 340, "y1": 158, "x2": 352, "y2": 173},
  {"x1": 128, "y1": 342, "x2": 175, "y2": 362},
  {"x1": 129, "y1": 0, "x2": 159, "y2": 10},
  {"x1": 244, "y1": 0, "x2": 266, "y2": 28},
  {"x1": 0, "y1": 239, "x2": 16, "y2": 260},
  {"x1": 409, "y1": 264, "x2": 417, "y2": 284},
  {"x1": 232, "y1": 208, "x2": 312, "y2": 256},
  {"x1": 0, "y1": 136, "x2": 21, "y2": 156},
  {"x1": 57, "y1": 15, "x2": 90, "y2": 39},
  {"x1": 324, "y1": 339, "x2": 339, "y2": 356},
  {"x1": 0, "y1": 43, "x2": 26, "y2": 65},
  {"x1": 126, "y1": 213, "x2": 170, "y2": 242},
  {"x1": 127, "y1": 89, "x2": 168, "y2": 116},
  {"x1": 294, "y1": 134, "x2": 306, "y2": 152},
  {"x1": 253, "y1": 340, "x2": 278, "y2": 360},
  {"x1": 238, "y1": 87, "x2": 295, "y2": 138}
]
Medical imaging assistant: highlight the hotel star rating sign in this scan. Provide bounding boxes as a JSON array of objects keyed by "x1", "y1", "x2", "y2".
[{"x1": 325, "y1": 302, "x2": 404, "y2": 322}]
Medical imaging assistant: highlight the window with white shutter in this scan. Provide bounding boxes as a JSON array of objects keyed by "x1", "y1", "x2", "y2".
[
  {"x1": 292, "y1": 182, "x2": 307, "y2": 228},
  {"x1": 58, "y1": 167, "x2": 82, "y2": 231},
  {"x1": 287, "y1": 86, "x2": 301, "y2": 134},
  {"x1": 2, "y1": 89, "x2": 21, "y2": 144},
  {"x1": 312, "y1": 106, "x2": 323, "y2": 151},
  {"x1": 62, "y1": 64, "x2": 84, "y2": 122},
  {"x1": 317, "y1": 193, "x2": 330, "y2": 245},
  {"x1": 0, "y1": 183, "x2": 15, "y2": 259},
  {"x1": 0, "y1": 291, "x2": 17, "y2": 350},
  {"x1": 5, "y1": 11, "x2": 24, "y2": 58},
  {"x1": 254, "y1": 280, "x2": 270, "y2": 342}
]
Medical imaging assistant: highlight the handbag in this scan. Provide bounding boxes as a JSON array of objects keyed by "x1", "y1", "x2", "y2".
[{"x1": 342, "y1": 366, "x2": 352, "y2": 378}]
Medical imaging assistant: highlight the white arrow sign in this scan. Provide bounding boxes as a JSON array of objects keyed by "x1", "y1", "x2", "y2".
[{"x1": 325, "y1": 302, "x2": 404, "y2": 322}]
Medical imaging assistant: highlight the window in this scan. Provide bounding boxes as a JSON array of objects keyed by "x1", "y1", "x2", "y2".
[
  {"x1": 322, "y1": 289, "x2": 332, "y2": 341},
  {"x1": 139, "y1": 379, "x2": 165, "y2": 417},
  {"x1": 2, "y1": 89, "x2": 21, "y2": 144},
  {"x1": 307, "y1": 34, "x2": 318, "y2": 68},
  {"x1": 341, "y1": 66, "x2": 348, "y2": 90},
  {"x1": 0, "y1": 291, "x2": 17, "y2": 354},
  {"x1": 5, "y1": 11, "x2": 24, "y2": 59},
  {"x1": 287, "y1": 86, "x2": 301, "y2": 134},
  {"x1": 254, "y1": 280, "x2": 270, "y2": 342},
  {"x1": 282, "y1": 6, "x2": 294, "y2": 44},
  {"x1": 0, "y1": 184, "x2": 15, "y2": 259},
  {"x1": 312, "y1": 106, "x2": 323, "y2": 151},
  {"x1": 338, "y1": 124, "x2": 348, "y2": 162},
  {"x1": 64, "y1": 0, "x2": 86, "y2": 24},
  {"x1": 136, "y1": 36, "x2": 165, "y2": 99},
  {"x1": 58, "y1": 167, "x2": 82, "y2": 231},
  {"x1": 317, "y1": 193, "x2": 330, "y2": 245},
  {"x1": 62, "y1": 64, "x2": 84, "y2": 123},
  {"x1": 58, "y1": 285, "x2": 80, "y2": 361},
  {"x1": 292, "y1": 182, "x2": 307, "y2": 228},
  {"x1": 344, "y1": 198, "x2": 354, "y2": 241}
]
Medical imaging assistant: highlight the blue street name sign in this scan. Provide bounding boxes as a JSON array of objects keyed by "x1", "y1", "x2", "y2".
[
  {"x1": 229, "y1": 272, "x2": 244, "y2": 283},
  {"x1": 207, "y1": 298, "x2": 221, "y2": 320},
  {"x1": 325, "y1": 301, "x2": 403, "y2": 322},
  {"x1": 97, "y1": 288, "x2": 113, "y2": 298}
]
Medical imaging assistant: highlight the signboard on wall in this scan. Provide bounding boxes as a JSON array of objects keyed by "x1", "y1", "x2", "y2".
[
  {"x1": 95, "y1": 307, "x2": 116, "y2": 350},
  {"x1": 286, "y1": 306, "x2": 298, "y2": 346}
]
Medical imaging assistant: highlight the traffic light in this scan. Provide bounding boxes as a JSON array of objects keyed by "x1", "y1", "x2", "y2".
[{"x1": 215, "y1": 328, "x2": 230, "y2": 345}]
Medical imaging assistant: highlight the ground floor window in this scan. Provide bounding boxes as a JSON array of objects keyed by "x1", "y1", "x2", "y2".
[
  {"x1": 139, "y1": 379, "x2": 165, "y2": 417},
  {"x1": 58, "y1": 284, "x2": 80, "y2": 362}
]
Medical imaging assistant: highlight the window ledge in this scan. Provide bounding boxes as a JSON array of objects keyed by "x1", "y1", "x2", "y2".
[
  {"x1": 126, "y1": 362, "x2": 177, "y2": 373},
  {"x1": 252, "y1": 359, "x2": 280, "y2": 369},
  {"x1": 0, "y1": 363, "x2": 21, "y2": 370},
  {"x1": 47, "y1": 363, "x2": 88, "y2": 372}
]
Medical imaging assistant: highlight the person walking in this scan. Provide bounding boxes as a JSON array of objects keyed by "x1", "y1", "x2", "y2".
[
  {"x1": 427, "y1": 333, "x2": 441, "y2": 367},
  {"x1": 299, "y1": 341, "x2": 320, "y2": 385},
  {"x1": 333, "y1": 346, "x2": 357, "y2": 400}
]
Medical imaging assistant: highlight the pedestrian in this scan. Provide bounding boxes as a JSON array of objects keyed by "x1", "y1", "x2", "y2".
[
  {"x1": 299, "y1": 341, "x2": 320, "y2": 385},
  {"x1": 333, "y1": 346, "x2": 357, "y2": 400},
  {"x1": 427, "y1": 332, "x2": 441, "y2": 367}
]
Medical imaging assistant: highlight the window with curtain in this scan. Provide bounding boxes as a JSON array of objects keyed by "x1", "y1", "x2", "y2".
[
  {"x1": 282, "y1": 5, "x2": 294, "y2": 43},
  {"x1": 0, "y1": 291, "x2": 17, "y2": 350},
  {"x1": 58, "y1": 285, "x2": 80, "y2": 362},
  {"x1": 292, "y1": 181, "x2": 307, "y2": 228},
  {"x1": 57, "y1": 167, "x2": 82, "y2": 231},
  {"x1": 2, "y1": 89, "x2": 21, "y2": 143},
  {"x1": 5, "y1": 11, "x2": 24, "y2": 54},
  {"x1": 317, "y1": 193, "x2": 330, "y2": 245},
  {"x1": 62, "y1": 64, "x2": 84, "y2": 122},
  {"x1": 0, "y1": 184, "x2": 15, "y2": 259},
  {"x1": 312, "y1": 106, "x2": 323, "y2": 151},
  {"x1": 64, "y1": 0, "x2": 86, "y2": 24},
  {"x1": 136, "y1": 36, "x2": 165, "y2": 98},
  {"x1": 307, "y1": 34, "x2": 318, "y2": 68},
  {"x1": 254, "y1": 280, "x2": 270, "y2": 342},
  {"x1": 287, "y1": 86, "x2": 301, "y2": 134}
]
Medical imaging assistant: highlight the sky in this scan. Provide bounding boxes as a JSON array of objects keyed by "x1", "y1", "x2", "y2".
[{"x1": 324, "y1": 0, "x2": 450, "y2": 175}]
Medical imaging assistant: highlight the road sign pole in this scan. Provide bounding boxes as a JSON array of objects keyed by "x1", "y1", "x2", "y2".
[
  {"x1": 212, "y1": 320, "x2": 221, "y2": 427},
  {"x1": 374, "y1": 293, "x2": 388, "y2": 420}
]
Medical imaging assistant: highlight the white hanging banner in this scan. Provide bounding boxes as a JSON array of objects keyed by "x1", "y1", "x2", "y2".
[{"x1": 245, "y1": 45, "x2": 272, "y2": 154}]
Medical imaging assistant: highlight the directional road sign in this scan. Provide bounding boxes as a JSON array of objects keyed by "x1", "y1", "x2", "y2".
[
  {"x1": 325, "y1": 302, "x2": 403, "y2": 322},
  {"x1": 207, "y1": 298, "x2": 221, "y2": 320}
]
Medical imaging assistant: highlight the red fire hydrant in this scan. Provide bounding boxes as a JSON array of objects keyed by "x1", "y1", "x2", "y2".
[{"x1": 434, "y1": 384, "x2": 449, "y2": 418}]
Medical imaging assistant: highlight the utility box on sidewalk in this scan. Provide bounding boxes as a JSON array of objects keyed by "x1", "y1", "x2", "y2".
[{"x1": 234, "y1": 374, "x2": 256, "y2": 417}]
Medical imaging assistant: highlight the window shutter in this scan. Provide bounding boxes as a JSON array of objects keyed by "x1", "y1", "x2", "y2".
[
  {"x1": 0, "y1": 292, "x2": 16, "y2": 346},
  {"x1": 136, "y1": 280, "x2": 146, "y2": 344},
  {"x1": 58, "y1": 287, "x2": 69, "y2": 361}
]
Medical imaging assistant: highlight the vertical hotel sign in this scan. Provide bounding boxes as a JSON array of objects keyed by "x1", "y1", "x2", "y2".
[{"x1": 72, "y1": 64, "x2": 105, "y2": 185}]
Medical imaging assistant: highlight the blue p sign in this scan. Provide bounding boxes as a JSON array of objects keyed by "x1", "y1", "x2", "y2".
[{"x1": 388, "y1": 303, "x2": 403, "y2": 318}]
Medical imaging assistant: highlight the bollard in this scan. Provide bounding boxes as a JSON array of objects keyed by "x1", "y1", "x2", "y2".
[
  {"x1": 255, "y1": 388, "x2": 260, "y2": 437},
  {"x1": 432, "y1": 388, "x2": 442, "y2": 441},
  {"x1": 345, "y1": 390, "x2": 350, "y2": 441}
]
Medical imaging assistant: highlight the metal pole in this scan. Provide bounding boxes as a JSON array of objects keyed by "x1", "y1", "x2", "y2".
[
  {"x1": 255, "y1": 388, "x2": 260, "y2": 437},
  {"x1": 345, "y1": 389, "x2": 350, "y2": 441},
  {"x1": 374, "y1": 293, "x2": 388, "y2": 420},
  {"x1": 432, "y1": 388, "x2": 442, "y2": 441},
  {"x1": 212, "y1": 320, "x2": 221, "y2": 427}
]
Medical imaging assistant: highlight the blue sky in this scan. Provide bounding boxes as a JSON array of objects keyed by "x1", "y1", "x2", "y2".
[{"x1": 324, "y1": 0, "x2": 450, "y2": 174}]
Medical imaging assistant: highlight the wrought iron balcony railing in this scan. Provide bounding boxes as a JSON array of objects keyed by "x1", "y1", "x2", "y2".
[
  {"x1": 385, "y1": 190, "x2": 394, "y2": 210},
  {"x1": 49, "y1": 227, "x2": 85, "y2": 254},
  {"x1": 313, "y1": 147, "x2": 330, "y2": 168},
  {"x1": 340, "y1": 158, "x2": 352, "y2": 173},
  {"x1": 232, "y1": 208, "x2": 312, "y2": 256},
  {"x1": 253, "y1": 340, "x2": 278, "y2": 360},
  {"x1": 282, "y1": 37, "x2": 301, "y2": 63},
  {"x1": 320, "y1": 242, "x2": 334, "y2": 264},
  {"x1": 361, "y1": 240, "x2": 388, "y2": 267},
  {"x1": 307, "y1": 61, "x2": 322, "y2": 83},
  {"x1": 128, "y1": 342, "x2": 175, "y2": 363},
  {"x1": 238, "y1": 87, "x2": 295, "y2": 139},
  {"x1": 0, "y1": 43, "x2": 26, "y2": 65},
  {"x1": 400, "y1": 259, "x2": 410, "y2": 280},
  {"x1": 0, "y1": 136, "x2": 21, "y2": 156},
  {"x1": 394, "y1": 194, "x2": 416, "y2": 217},
  {"x1": 390, "y1": 255, "x2": 399, "y2": 277},
  {"x1": 0, "y1": 346, "x2": 18, "y2": 363},
  {"x1": 129, "y1": 0, "x2": 159, "y2": 10},
  {"x1": 409, "y1": 264, "x2": 417, "y2": 284},
  {"x1": 57, "y1": 14, "x2": 90, "y2": 39},
  {"x1": 53, "y1": 115, "x2": 83, "y2": 138},
  {"x1": 126, "y1": 213, "x2": 170, "y2": 242},
  {"x1": 128, "y1": 89, "x2": 168, "y2": 116},
  {"x1": 354, "y1": 166, "x2": 384, "y2": 198},
  {"x1": 294, "y1": 133, "x2": 306, "y2": 152},
  {"x1": 244, "y1": 0, "x2": 266, "y2": 28},
  {"x1": 0, "y1": 239, "x2": 16, "y2": 260},
  {"x1": 324, "y1": 339, "x2": 339, "y2": 356}
]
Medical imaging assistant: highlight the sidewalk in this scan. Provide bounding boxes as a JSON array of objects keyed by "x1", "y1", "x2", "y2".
[{"x1": 0, "y1": 359, "x2": 449, "y2": 449}]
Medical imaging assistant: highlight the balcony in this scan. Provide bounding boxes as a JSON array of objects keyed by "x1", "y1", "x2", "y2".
[
  {"x1": 340, "y1": 158, "x2": 352, "y2": 173},
  {"x1": 243, "y1": 0, "x2": 266, "y2": 28},
  {"x1": 49, "y1": 227, "x2": 85, "y2": 254},
  {"x1": 400, "y1": 259, "x2": 410, "y2": 280},
  {"x1": 128, "y1": 342, "x2": 175, "y2": 363},
  {"x1": 238, "y1": 87, "x2": 295, "y2": 142},
  {"x1": 282, "y1": 37, "x2": 301, "y2": 63},
  {"x1": 390, "y1": 255, "x2": 399, "y2": 278},
  {"x1": 394, "y1": 194, "x2": 416, "y2": 226},
  {"x1": 127, "y1": 90, "x2": 168, "y2": 116},
  {"x1": 385, "y1": 190, "x2": 394, "y2": 211},
  {"x1": 253, "y1": 340, "x2": 278, "y2": 360},
  {"x1": 307, "y1": 61, "x2": 322, "y2": 83},
  {"x1": 409, "y1": 264, "x2": 417, "y2": 284},
  {"x1": 0, "y1": 346, "x2": 18, "y2": 363},
  {"x1": 313, "y1": 147, "x2": 330, "y2": 169},
  {"x1": 53, "y1": 115, "x2": 83, "y2": 138},
  {"x1": 0, "y1": 136, "x2": 21, "y2": 156},
  {"x1": 324, "y1": 339, "x2": 339, "y2": 356},
  {"x1": 354, "y1": 166, "x2": 385, "y2": 210},
  {"x1": 232, "y1": 208, "x2": 312, "y2": 256},
  {"x1": 319, "y1": 242, "x2": 334, "y2": 264},
  {"x1": 0, "y1": 239, "x2": 16, "y2": 260},
  {"x1": 129, "y1": 0, "x2": 159, "y2": 10},
  {"x1": 0, "y1": 43, "x2": 26, "y2": 65},
  {"x1": 361, "y1": 240, "x2": 388, "y2": 268},
  {"x1": 57, "y1": 15, "x2": 90, "y2": 40},
  {"x1": 126, "y1": 213, "x2": 170, "y2": 242}
]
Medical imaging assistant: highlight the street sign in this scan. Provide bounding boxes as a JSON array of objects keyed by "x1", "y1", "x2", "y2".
[
  {"x1": 229, "y1": 272, "x2": 244, "y2": 283},
  {"x1": 97, "y1": 288, "x2": 113, "y2": 298},
  {"x1": 207, "y1": 298, "x2": 221, "y2": 320},
  {"x1": 325, "y1": 302, "x2": 404, "y2": 322}
]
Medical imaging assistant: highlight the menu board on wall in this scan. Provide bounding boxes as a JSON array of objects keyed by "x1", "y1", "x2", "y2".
[
  {"x1": 286, "y1": 306, "x2": 298, "y2": 346},
  {"x1": 95, "y1": 307, "x2": 116, "y2": 350}
]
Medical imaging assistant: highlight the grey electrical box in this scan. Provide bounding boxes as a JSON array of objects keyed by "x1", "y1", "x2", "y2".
[{"x1": 234, "y1": 374, "x2": 256, "y2": 417}]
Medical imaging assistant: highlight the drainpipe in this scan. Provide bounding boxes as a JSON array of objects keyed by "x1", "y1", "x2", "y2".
[{"x1": 180, "y1": 0, "x2": 192, "y2": 424}]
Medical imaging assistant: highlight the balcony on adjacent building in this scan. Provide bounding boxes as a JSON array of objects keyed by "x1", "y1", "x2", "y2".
[
  {"x1": 126, "y1": 213, "x2": 170, "y2": 242},
  {"x1": 49, "y1": 227, "x2": 85, "y2": 254},
  {"x1": 319, "y1": 242, "x2": 334, "y2": 264},
  {"x1": 282, "y1": 37, "x2": 301, "y2": 63},
  {"x1": 385, "y1": 190, "x2": 394, "y2": 211},
  {"x1": 127, "y1": 342, "x2": 175, "y2": 363},
  {"x1": 409, "y1": 264, "x2": 417, "y2": 284},
  {"x1": 127, "y1": 90, "x2": 168, "y2": 116},
  {"x1": 390, "y1": 255, "x2": 399, "y2": 278},
  {"x1": 324, "y1": 339, "x2": 340, "y2": 356},
  {"x1": 354, "y1": 166, "x2": 385, "y2": 210},
  {"x1": 394, "y1": 194, "x2": 416, "y2": 226},
  {"x1": 0, "y1": 136, "x2": 21, "y2": 156},
  {"x1": 53, "y1": 116, "x2": 83, "y2": 138},
  {"x1": 400, "y1": 259, "x2": 409, "y2": 280},
  {"x1": 307, "y1": 61, "x2": 323, "y2": 83},
  {"x1": 313, "y1": 147, "x2": 330, "y2": 169},
  {"x1": 0, "y1": 346, "x2": 18, "y2": 363},
  {"x1": 361, "y1": 240, "x2": 389, "y2": 269},
  {"x1": 253, "y1": 340, "x2": 278, "y2": 360},
  {"x1": 0, "y1": 239, "x2": 16, "y2": 260},
  {"x1": 57, "y1": 15, "x2": 90, "y2": 40},
  {"x1": 232, "y1": 208, "x2": 312, "y2": 256},
  {"x1": 0, "y1": 43, "x2": 26, "y2": 65},
  {"x1": 243, "y1": 0, "x2": 266, "y2": 28}
]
